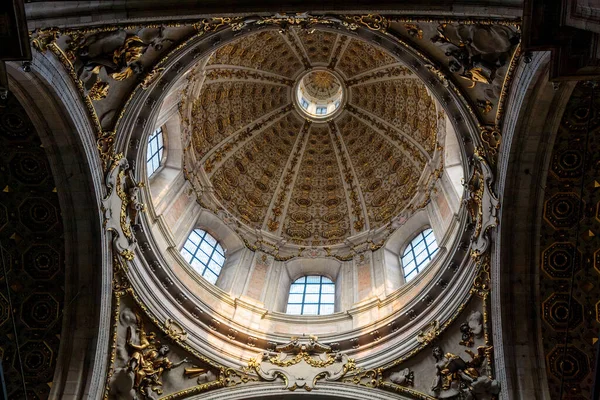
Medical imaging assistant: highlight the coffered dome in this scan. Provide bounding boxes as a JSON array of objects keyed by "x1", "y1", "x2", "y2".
[{"x1": 181, "y1": 28, "x2": 443, "y2": 254}]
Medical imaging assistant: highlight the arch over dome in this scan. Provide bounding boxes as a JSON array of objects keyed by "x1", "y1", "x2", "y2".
[{"x1": 19, "y1": 9, "x2": 536, "y2": 400}]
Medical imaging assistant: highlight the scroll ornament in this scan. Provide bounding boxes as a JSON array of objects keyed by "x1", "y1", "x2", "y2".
[
  {"x1": 102, "y1": 156, "x2": 145, "y2": 261},
  {"x1": 465, "y1": 148, "x2": 500, "y2": 260},
  {"x1": 248, "y1": 335, "x2": 357, "y2": 391}
]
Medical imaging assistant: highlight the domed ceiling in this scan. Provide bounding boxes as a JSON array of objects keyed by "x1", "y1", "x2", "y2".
[{"x1": 182, "y1": 28, "x2": 442, "y2": 250}]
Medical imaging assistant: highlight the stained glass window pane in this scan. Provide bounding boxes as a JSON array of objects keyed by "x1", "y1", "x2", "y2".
[
  {"x1": 413, "y1": 240, "x2": 427, "y2": 256},
  {"x1": 183, "y1": 241, "x2": 197, "y2": 254},
  {"x1": 195, "y1": 251, "x2": 210, "y2": 265},
  {"x1": 212, "y1": 252, "x2": 225, "y2": 266},
  {"x1": 204, "y1": 234, "x2": 216, "y2": 246},
  {"x1": 286, "y1": 275, "x2": 335, "y2": 315},
  {"x1": 401, "y1": 228, "x2": 439, "y2": 281},
  {"x1": 199, "y1": 241, "x2": 214, "y2": 256},
  {"x1": 304, "y1": 293, "x2": 320, "y2": 303},
  {"x1": 208, "y1": 260, "x2": 221, "y2": 273},
  {"x1": 181, "y1": 250, "x2": 193, "y2": 263},
  {"x1": 180, "y1": 229, "x2": 225, "y2": 285},
  {"x1": 204, "y1": 270, "x2": 218, "y2": 284},
  {"x1": 305, "y1": 284, "x2": 320, "y2": 293},
  {"x1": 189, "y1": 231, "x2": 202, "y2": 245}
]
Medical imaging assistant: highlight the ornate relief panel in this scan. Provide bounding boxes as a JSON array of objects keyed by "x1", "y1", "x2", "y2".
[
  {"x1": 295, "y1": 29, "x2": 338, "y2": 65},
  {"x1": 106, "y1": 291, "x2": 232, "y2": 399},
  {"x1": 190, "y1": 81, "x2": 290, "y2": 160},
  {"x1": 389, "y1": 20, "x2": 520, "y2": 129}
]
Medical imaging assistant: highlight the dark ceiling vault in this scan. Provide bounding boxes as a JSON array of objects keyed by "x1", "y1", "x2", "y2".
[
  {"x1": 0, "y1": 93, "x2": 64, "y2": 399},
  {"x1": 540, "y1": 81, "x2": 600, "y2": 400}
]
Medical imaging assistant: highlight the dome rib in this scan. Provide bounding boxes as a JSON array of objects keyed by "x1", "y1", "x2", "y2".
[
  {"x1": 202, "y1": 106, "x2": 292, "y2": 177},
  {"x1": 285, "y1": 29, "x2": 312, "y2": 69},
  {"x1": 328, "y1": 120, "x2": 370, "y2": 233},
  {"x1": 262, "y1": 120, "x2": 311, "y2": 234},
  {"x1": 328, "y1": 34, "x2": 350, "y2": 70},
  {"x1": 204, "y1": 65, "x2": 296, "y2": 86},
  {"x1": 346, "y1": 106, "x2": 428, "y2": 171},
  {"x1": 346, "y1": 103, "x2": 433, "y2": 164},
  {"x1": 280, "y1": 29, "x2": 311, "y2": 73}
]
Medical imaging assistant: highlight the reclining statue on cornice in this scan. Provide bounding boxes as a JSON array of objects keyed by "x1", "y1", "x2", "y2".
[{"x1": 430, "y1": 345, "x2": 500, "y2": 400}]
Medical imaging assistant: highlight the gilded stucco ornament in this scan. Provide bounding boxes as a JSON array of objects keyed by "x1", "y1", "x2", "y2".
[
  {"x1": 429, "y1": 23, "x2": 520, "y2": 88},
  {"x1": 248, "y1": 336, "x2": 357, "y2": 391},
  {"x1": 102, "y1": 156, "x2": 145, "y2": 261},
  {"x1": 126, "y1": 313, "x2": 190, "y2": 398},
  {"x1": 465, "y1": 148, "x2": 500, "y2": 260},
  {"x1": 430, "y1": 345, "x2": 499, "y2": 399},
  {"x1": 417, "y1": 320, "x2": 441, "y2": 344},
  {"x1": 107, "y1": 292, "x2": 232, "y2": 400}
]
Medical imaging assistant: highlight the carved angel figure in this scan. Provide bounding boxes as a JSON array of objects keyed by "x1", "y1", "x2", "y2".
[
  {"x1": 430, "y1": 345, "x2": 499, "y2": 400},
  {"x1": 390, "y1": 368, "x2": 414, "y2": 386},
  {"x1": 431, "y1": 23, "x2": 519, "y2": 86},
  {"x1": 126, "y1": 313, "x2": 188, "y2": 398},
  {"x1": 431, "y1": 346, "x2": 467, "y2": 398},
  {"x1": 467, "y1": 311, "x2": 483, "y2": 337},
  {"x1": 70, "y1": 29, "x2": 148, "y2": 92},
  {"x1": 127, "y1": 185, "x2": 145, "y2": 228}
]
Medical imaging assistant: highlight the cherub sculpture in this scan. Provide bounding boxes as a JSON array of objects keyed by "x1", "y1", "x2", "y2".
[
  {"x1": 126, "y1": 313, "x2": 188, "y2": 398},
  {"x1": 430, "y1": 345, "x2": 499, "y2": 400}
]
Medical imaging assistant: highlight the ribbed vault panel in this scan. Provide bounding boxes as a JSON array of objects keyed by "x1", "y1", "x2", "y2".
[
  {"x1": 295, "y1": 30, "x2": 338, "y2": 65},
  {"x1": 281, "y1": 124, "x2": 352, "y2": 245},
  {"x1": 207, "y1": 30, "x2": 303, "y2": 78},
  {"x1": 210, "y1": 112, "x2": 302, "y2": 228},
  {"x1": 350, "y1": 79, "x2": 438, "y2": 155},
  {"x1": 336, "y1": 114, "x2": 420, "y2": 229},
  {"x1": 191, "y1": 81, "x2": 289, "y2": 160},
  {"x1": 336, "y1": 38, "x2": 397, "y2": 78}
]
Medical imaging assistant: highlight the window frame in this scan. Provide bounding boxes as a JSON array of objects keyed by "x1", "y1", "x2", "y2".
[
  {"x1": 400, "y1": 228, "x2": 439, "y2": 282},
  {"x1": 285, "y1": 275, "x2": 335, "y2": 316},
  {"x1": 147, "y1": 126, "x2": 165, "y2": 177},
  {"x1": 180, "y1": 228, "x2": 226, "y2": 285},
  {"x1": 300, "y1": 97, "x2": 309, "y2": 109}
]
